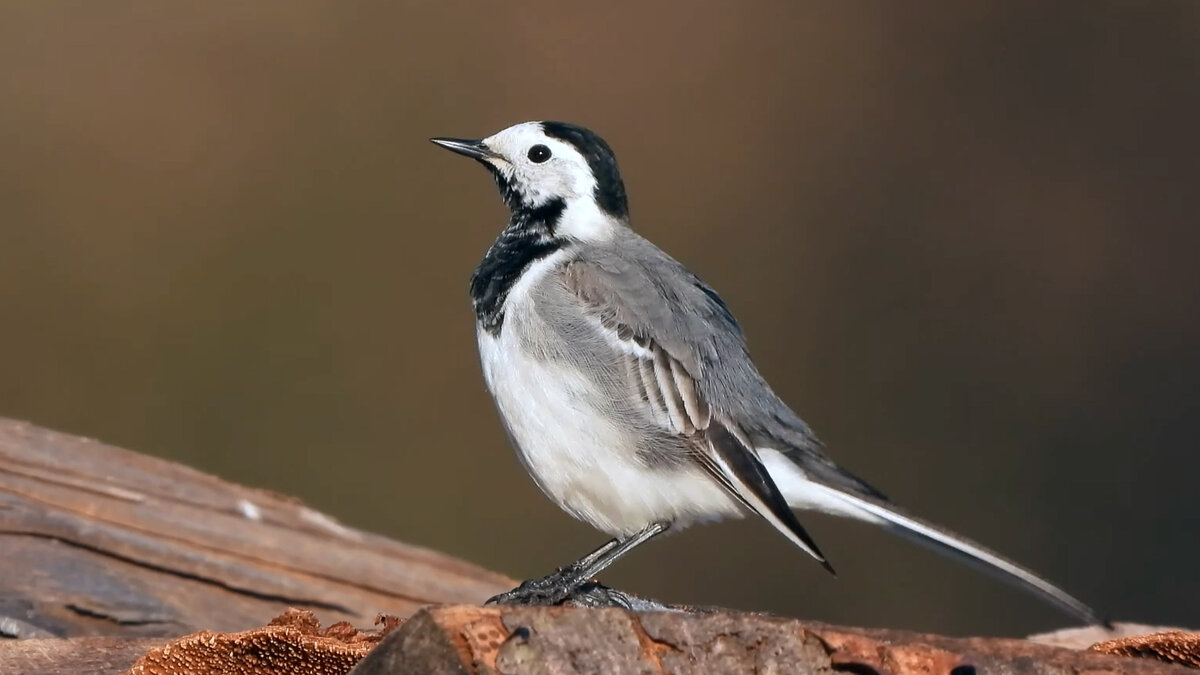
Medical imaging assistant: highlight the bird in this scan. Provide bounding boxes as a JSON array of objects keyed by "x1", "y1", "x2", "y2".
[{"x1": 430, "y1": 121, "x2": 1104, "y2": 625}]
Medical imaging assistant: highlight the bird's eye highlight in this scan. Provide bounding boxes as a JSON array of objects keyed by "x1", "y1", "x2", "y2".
[{"x1": 527, "y1": 144, "x2": 552, "y2": 163}]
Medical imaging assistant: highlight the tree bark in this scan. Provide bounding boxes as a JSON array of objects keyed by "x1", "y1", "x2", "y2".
[{"x1": 348, "y1": 606, "x2": 1196, "y2": 675}]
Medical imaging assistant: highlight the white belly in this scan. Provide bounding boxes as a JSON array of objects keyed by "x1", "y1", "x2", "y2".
[{"x1": 475, "y1": 256, "x2": 739, "y2": 537}]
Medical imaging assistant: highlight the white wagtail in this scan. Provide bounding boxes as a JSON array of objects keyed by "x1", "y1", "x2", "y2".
[{"x1": 431, "y1": 121, "x2": 1104, "y2": 625}]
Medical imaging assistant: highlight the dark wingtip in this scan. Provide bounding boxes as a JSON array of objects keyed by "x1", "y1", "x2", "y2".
[{"x1": 819, "y1": 557, "x2": 837, "y2": 577}]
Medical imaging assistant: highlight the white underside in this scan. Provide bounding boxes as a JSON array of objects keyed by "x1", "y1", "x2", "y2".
[
  {"x1": 477, "y1": 252, "x2": 743, "y2": 537},
  {"x1": 479, "y1": 331, "x2": 747, "y2": 535},
  {"x1": 476, "y1": 253, "x2": 887, "y2": 537}
]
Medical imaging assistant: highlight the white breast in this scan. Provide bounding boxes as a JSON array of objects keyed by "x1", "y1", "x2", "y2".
[{"x1": 476, "y1": 251, "x2": 740, "y2": 537}]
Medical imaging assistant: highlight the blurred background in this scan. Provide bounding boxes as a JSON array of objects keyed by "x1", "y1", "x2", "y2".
[{"x1": 1, "y1": 1, "x2": 1197, "y2": 637}]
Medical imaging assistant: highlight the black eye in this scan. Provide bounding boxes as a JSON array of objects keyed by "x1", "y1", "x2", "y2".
[{"x1": 527, "y1": 144, "x2": 552, "y2": 163}]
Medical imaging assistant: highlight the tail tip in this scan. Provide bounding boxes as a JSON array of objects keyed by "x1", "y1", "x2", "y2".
[{"x1": 819, "y1": 557, "x2": 837, "y2": 577}]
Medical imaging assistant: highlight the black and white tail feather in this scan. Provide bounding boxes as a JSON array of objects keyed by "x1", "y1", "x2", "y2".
[
  {"x1": 431, "y1": 120, "x2": 1106, "y2": 626},
  {"x1": 758, "y1": 450, "x2": 1103, "y2": 624}
]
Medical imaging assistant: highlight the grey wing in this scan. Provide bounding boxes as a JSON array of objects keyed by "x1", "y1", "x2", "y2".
[
  {"x1": 566, "y1": 236, "x2": 887, "y2": 500},
  {"x1": 577, "y1": 238, "x2": 888, "y2": 500},
  {"x1": 558, "y1": 251, "x2": 835, "y2": 570},
  {"x1": 548, "y1": 241, "x2": 1106, "y2": 626}
]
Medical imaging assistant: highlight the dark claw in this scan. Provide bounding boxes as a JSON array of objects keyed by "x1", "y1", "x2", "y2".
[
  {"x1": 486, "y1": 576, "x2": 697, "y2": 611},
  {"x1": 485, "y1": 577, "x2": 633, "y2": 608},
  {"x1": 560, "y1": 581, "x2": 635, "y2": 608},
  {"x1": 485, "y1": 565, "x2": 588, "y2": 606}
]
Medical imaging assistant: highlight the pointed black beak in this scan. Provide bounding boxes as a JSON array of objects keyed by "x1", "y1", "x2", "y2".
[{"x1": 430, "y1": 137, "x2": 500, "y2": 161}]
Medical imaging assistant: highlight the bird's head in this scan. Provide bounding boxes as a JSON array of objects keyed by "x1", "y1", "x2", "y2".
[{"x1": 432, "y1": 121, "x2": 629, "y2": 240}]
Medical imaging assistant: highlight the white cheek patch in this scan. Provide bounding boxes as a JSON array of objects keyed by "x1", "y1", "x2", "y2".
[{"x1": 519, "y1": 179, "x2": 554, "y2": 208}]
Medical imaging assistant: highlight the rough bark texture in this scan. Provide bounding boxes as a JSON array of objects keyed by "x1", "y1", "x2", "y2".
[
  {"x1": 1092, "y1": 632, "x2": 1200, "y2": 668},
  {"x1": 4, "y1": 608, "x2": 1197, "y2": 675},
  {"x1": 123, "y1": 608, "x2": 403, "y2": 675},
  {"x1": 345, "y1": 606, "x2": 1198, "y2": 675},
  {"x1": 0, "y1": 417, "x2": 512, "y2": 639}
]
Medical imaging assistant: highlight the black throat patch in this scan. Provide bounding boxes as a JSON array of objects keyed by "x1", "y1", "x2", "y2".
[{"x1": 470, "y1": 198, "x2": 566, "y2": 335}]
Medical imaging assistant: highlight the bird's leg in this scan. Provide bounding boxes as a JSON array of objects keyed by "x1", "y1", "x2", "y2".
[
  {"x1": 571, "y1": 521, "x2": 668, "y2": 581},
  {"x1": 486, "y1": 521, "x2": 669, "y2": 606},
  {"x1": 485, "y1": 539, "x2": 618, "y2": 607}
]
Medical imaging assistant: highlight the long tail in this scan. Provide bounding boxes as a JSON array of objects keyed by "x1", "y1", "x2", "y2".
[{"x1": 759, "y1": 449, "x2": 1108, "y2": 627}]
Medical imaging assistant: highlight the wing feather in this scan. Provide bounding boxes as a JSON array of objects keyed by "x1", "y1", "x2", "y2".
[
  {"x1": 636, "y1": 357, "x2": 671, "y2": 427},
  {"x1": 563, "y1": 258, "x2": 832, "y2": 570},
  {"x1": 652, "y1": 346, "x2": 693, "y2": 434},
  {"x1": 670, "y1": 357, "x2": 710, "y2": 430}
]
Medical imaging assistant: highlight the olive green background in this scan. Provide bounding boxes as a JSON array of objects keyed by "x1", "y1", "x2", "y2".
[{"x1": 2, "y1": 2, "x2": 1196, "y2": 636}]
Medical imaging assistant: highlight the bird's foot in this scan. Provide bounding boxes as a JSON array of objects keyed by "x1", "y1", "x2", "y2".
[
  {"x1": 487, "y1": 577, "x2": 705, "y2": 611},
  {"x1": 485, "y1": 564, "x2": 588, "y2": 606},
  {"x1": 558, "y1": 581, "x2": 637, "y2": 608}
]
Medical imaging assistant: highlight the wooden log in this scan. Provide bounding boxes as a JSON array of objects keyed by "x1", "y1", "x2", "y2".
[
  {"x1": 0, "y1": 417, "x2": 512, "y2": 639},
  {"x1": 110, "y1": 606, "x2": 1200, "y2": 675},
  {"x1": 2, "y1": 418, "x2": 1197, "y2": 674},
  {"x1": 5, "y1": 607, "x2": 1194, "y2": 675},
  {"x1": 349, "y1": 606, "x2": 1198, "y2": 675}
]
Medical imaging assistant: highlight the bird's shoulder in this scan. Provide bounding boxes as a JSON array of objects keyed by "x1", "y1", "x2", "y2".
[{"x1": 551, "y1": 231, "x2": 747, "y2": 377}]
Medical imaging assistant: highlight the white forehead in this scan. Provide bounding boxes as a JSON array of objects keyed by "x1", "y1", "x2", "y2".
[{"x1": 482, "y1": 122, "x2": 584, "y2": 165}]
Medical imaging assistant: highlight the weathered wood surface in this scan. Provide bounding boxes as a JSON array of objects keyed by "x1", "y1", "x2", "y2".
[
  {"x1": 1, "y1": 637, "x2": 170, "y2": 675},
  {"x1": 0, "y1": 417, "x2": 512, "y2": 639}
]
